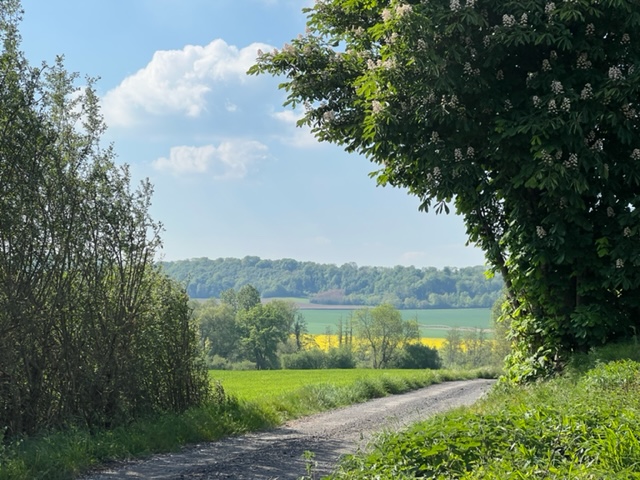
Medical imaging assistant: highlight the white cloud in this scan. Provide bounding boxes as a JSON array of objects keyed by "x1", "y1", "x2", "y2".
[
  {"x1": 153, "y1": 140, "x2": 268, "y2": 179},
  {"x1": 225, "y1": 100, "x2": 238, "y2": 112},
  {"x1": 271, "y1": 108, "x2": 322, "y2": 148},
  {"x1": 102, "y1": 39, "x2": 273, "y2": 126}
]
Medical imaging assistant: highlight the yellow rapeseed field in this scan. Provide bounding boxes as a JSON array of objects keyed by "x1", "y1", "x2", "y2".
[{"x1": 308, "y1": 334, "x2": 446, "y2": 351}]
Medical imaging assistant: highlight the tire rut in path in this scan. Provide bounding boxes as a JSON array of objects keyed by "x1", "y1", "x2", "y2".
[{"x1": 83, "y1": 378, "x2": 495, "y2": 480}]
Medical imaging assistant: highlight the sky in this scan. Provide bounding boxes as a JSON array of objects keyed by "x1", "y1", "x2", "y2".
[{"x1": 17, "y1": 0, "x2": 486, "y2": 269}]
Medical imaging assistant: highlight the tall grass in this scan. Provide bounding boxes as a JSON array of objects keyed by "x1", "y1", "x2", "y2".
[
  {"x1": 329, "y1": 341, "x2": 640, "y2": 479},
  {"x1": 0, "y1": 369, "x2": 495, "y2": 480}
]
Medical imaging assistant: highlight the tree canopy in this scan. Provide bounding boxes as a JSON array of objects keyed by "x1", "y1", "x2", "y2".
[
  {"x1": 251, "y1": 0, "x2": 640, "y2": 379},
  {"x1": 161, "y1": 256, "x2": 502, "y2": 308}
]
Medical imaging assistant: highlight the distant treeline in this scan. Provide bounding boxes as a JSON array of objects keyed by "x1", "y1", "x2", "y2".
[{"x1": 160, "y1": 256, "x2": 503, "y2": 309}]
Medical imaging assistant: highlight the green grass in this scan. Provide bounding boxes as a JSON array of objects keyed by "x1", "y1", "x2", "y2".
[
  {"x1": 0, "y1": 368, "x2": 497, "y2": 480},
  {"x1": 328, "y1": 341, "x2": 640, "y2": 479},
  {"x1": 211, "y1": 369, "x2": 480, "y2": 402},
  {"x1": 299, "y1": 307, "x2": 492, "y2": 336}
]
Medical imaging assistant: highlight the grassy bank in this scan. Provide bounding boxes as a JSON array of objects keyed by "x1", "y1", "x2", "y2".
[
  {"x1": 0, "y1": 368, "x2": 497, "y2": 480},
  {"x1": 329, "y1": 341, "x2": 640, "y2": 479}
]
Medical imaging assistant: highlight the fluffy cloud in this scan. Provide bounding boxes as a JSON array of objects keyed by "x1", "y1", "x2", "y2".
[
  {"x1": 153, "y1": 140, "x2": 268, "y2": 179},
  {"x1": 102, "y1": 39, "x2": 273, "y2": 126}
]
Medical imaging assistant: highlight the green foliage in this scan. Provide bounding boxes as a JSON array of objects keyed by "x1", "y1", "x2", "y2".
[
  {"x1": 162, "y1": 257, "x2": 503, "y2": 308},
  {"x1": 195, "y1": 286, "x2": 297, "y2": 369},
  {"x1": 442, "y1": 327, "x2": 504, "y2": 370},
  {"x1": 390, "y1": 343, "x2": 442, "y2": 369},
  {"x1": 251, "y1": 0, "x2": 640, "y2": 378},
  {"x1": 281, "y1": 346, "x2": 357, "y2": 369},
  {"x1": 354, "y1": 303, "x2": 419, "y2": 368},
  {"x1": 0, "y1": 2, "x2": 209, "y2": 438},
  {"x1": 330, "y1": 354, "x2": 640, "y2": 479}
]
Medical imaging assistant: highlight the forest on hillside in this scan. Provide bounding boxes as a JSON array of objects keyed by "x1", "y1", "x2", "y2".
[{"x1": 160, "y1": 257, "x2": 503, "y2": 309}]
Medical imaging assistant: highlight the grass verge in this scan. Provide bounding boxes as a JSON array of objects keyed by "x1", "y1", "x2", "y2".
[
  {"x1": 328, "y1": 342, "x2": 640, "y2": 479},
  {"x1": 0, "y1": 367, "x2": 498, "y2": 480}
]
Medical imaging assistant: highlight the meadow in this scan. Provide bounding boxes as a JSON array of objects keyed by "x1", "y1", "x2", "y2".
[{"x1": 210, "y1": 369, "x2": 452, "y2": 401}]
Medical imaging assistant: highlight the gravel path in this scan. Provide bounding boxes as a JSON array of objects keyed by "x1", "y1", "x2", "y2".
[{"x1": 82, "y1": 379, "x2": 495, "y2": 480}]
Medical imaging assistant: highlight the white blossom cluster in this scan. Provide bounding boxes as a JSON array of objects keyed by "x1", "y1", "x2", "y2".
[
  {"x1": 631, "y1": 149, "x2": 640, "y2": 160},
  {"x1": 586, "y1": 23, "x2": 595, "y2": 35},
  {"x1": 450, "y1": 0, "x2": 462, "y2": 12},
  {"x1": 463, "y1": 62, "x2": 480, "y2": 76},
  {"x1": 533, "y1": 95, "x2": 541, "y2": 107},
  {"x1": 580, "y1": 83, "x2": 593, "y2": 100},
  {"x1": 454, "y1": 148, "x2": 463, "y2": 161},
  {"x1": 551, "y1": 80, "x2": 564, "y2": 94},
  {"x1": 540, "y1": 150, "x2": 553, "y2": 164},
  {"x1": 622, "y1": 103, "x2": 637, "y2": 120},
  {"x1": 440, "y1": 94, "x2": 461, "y2": 113},
  {"x1": 609, "y1": 66, "x2": 624, "y2": 80},
  {"x1": 372, "y1": 100, "x2": 383, "y2": 114},
  {"x1": 504, "y1": 99, "x2": 513, "y2": 111},
  {"x1": 467, "y1": 146, "x2": 475, "y2": 158},
  {"x1": 576, "y1": 52, "x2": 592, "y2": 70},
  {"x1": 431, "y1": 131, "x2": 440, "y2": 143},
  {"x1": 520, "y1": 13, "x2": 528, "y2": 25},
  {"x1": 323, "y1": 110, "x2": 335, "y2": 122},
  {"x1": 621, "y1": 33, "x2": 631, "y2": 45},
  {"x1": 585, "y1": 130, "x2": 605, "y2": 150},
  {"x1": 616, "y1": 258, "x2": 624, "y2": 269},
  {"x1": 483, "y1": 35, "x2": 491, "y2": 47},
  {"x1": 564, "y1": 153, "x2": 578, "y2": 168},
  {"x1": 561, "y1": 97, "x2": 571, "y2": 112},
  {"x1": 549, "y1": 50, "x2": 558, "y2": 61},
  {"x1": 542, "y1": 59, "x2": 552, "y2": 71},
  {"x1": 548, "y1": 99, "x2": 558, "y2": 114},
  {"x1": 624, "y1": 227, "x2": 633, "y2": 237},
  {"x1": 395, "y1": 3, "x2": 412, "y2": 17},
  {"x1": 545, "y1": 2, "x2": 556, "y2": 14},
  {"x1": 502, "y1": 14, "x2": 516, "y2": 27},
  {"x1": 536, "y1": 226, "x2": 547, "y2": 238},
  {"x1": 367, "y1": 58, "x2": 396, "y2": 70}
]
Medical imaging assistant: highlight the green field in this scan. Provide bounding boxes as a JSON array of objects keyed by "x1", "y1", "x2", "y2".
[
  {"x1": 210, "y1": 369, "x2": 449, "y2": 401},
  {"x1": 299, "y1": 307, "x2": 492, "y2": 337}
]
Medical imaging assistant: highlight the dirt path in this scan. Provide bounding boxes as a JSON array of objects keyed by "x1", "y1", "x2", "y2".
[{"x1": 83, "y1": 379, "x2": 495, "y2": 479}]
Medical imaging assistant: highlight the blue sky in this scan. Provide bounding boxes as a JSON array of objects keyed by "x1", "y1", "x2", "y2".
[{"x1": 18, "y1": 0, "x2": 486, "y2": 269}]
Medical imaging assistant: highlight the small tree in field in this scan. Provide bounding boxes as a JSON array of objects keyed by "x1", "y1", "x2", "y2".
[
  {"x1": 251, "y1": 0, "x2": 640, "y2": 380},
  {"x1": 355, "y1": 303, "x2": 419, "y2": 368}
]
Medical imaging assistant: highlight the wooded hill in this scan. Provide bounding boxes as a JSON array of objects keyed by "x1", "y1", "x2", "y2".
[{"x1": 160, "y1": 257, "x2": 503, "y2": 309}]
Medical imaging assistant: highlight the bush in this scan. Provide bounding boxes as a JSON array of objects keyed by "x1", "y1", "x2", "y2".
[
  {"x1": 281, "y1": 349, "x2": 327, "y2": 369},
  {"x1": 326, "y1": 346, "x2": 357, "y2": 369},
  {"x1": 390, "y1": 343, "x2": 442, "y2": 369}
]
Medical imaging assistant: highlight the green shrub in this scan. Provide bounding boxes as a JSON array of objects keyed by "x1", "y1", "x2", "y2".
[
  {"x1": 326, "y1": 346, "x2": 356, "y2": 369},
  {"x1": 390, "y1": 343, "x2": 442, "y2": 369},
  {"x1": 281, "y1": 349, "x2": 327, "y2": 369}
]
